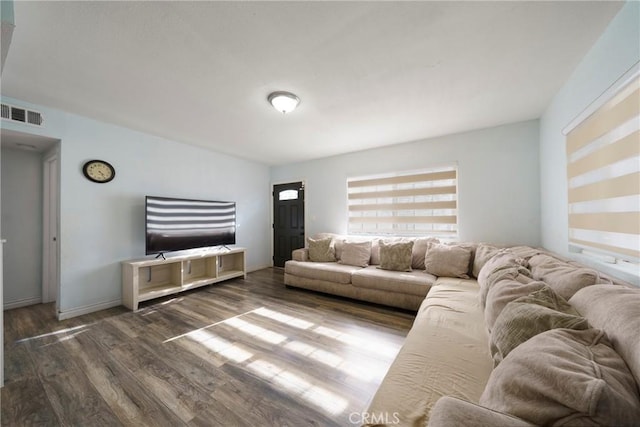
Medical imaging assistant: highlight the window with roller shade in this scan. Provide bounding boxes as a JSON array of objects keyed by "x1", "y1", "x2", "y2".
[
  {"x1": 565, "y1": 65, "x2": 639, "y2": 268},
  {"x1": 347, "y1": 165, "x2": 458, "y2": 238}
]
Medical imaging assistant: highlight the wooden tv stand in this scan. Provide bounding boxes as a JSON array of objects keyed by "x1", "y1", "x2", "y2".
[{"x1": 121, "y1": 247, "x2": 246, "y2": 311}]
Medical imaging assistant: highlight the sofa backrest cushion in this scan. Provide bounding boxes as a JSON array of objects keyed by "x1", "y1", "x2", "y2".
[
  {"x1": 570, "y1": 284, "x2": 640, "y2": 388},
  {"x1": 528, "y1": 254, "x2": 600, "y2": 300},
  {"x1": 477, "y1": 251, "x2": 531, "y2": 308},
  {"x1": 484, "y1": 275, "x2": 545, "y2": 332},
  {"x1": 473, "y1": 244, "x2": 500, "y2": 278},
  {"x1": 508, "y1": 245, "x2": 544, "y2": 261},
  {"x1": 411, "y1": 237, "x2": 440, "y2": 270},
  {"x1": 489, "y1": 285, "x2": 590, "y2": 366},
  {"x1": 480, "y1": 328, "x2": 640, "y2": 426}
]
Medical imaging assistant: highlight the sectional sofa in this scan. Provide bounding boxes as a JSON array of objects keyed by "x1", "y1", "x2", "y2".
[{"x1": 283, "y1": 234, "x2": 640, "y2": 426}]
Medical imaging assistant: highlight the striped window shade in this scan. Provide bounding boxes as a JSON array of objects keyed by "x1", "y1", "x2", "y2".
[
  {"x1": 565, "y1": 67, "x2": 640, "y2": 263},
  {"x1": 347, "y1": 165, "x2": 458, "y2": 238}
]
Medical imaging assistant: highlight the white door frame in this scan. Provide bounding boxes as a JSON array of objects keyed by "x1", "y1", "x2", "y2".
[
  {"x1": 42, "y1": 150, "x2": 60, "y2": 309},
  {"x1": 0, "y1": 238, "x2": 4, "y2": 386}
]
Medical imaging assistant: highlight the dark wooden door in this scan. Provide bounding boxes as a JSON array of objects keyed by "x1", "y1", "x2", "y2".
[{"x1": 273, "y1": 182, "x2": 305, "y2": 267}]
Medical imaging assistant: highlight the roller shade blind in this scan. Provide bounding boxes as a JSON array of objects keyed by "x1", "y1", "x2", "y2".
[
  {"x1": 565, "y1": 69, "x2": 640, "y2": 263},
  {"x1": 347, "y1": 165, "x2": 458, "y2": 237}
]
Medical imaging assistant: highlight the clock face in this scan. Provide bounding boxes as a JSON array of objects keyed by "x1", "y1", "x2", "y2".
[{"x1": 83, "y1": 160, "x2": 115, "y2": 183}]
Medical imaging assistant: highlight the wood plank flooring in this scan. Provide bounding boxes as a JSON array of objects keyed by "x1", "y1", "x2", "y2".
[{"x1": 2, "y1": 268, "x2": 415, "y2": 426}]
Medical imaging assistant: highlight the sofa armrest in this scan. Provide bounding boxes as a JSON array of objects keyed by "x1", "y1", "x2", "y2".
[
  {"x1": 427, "y1": 396, "x2": 535, "y2": 427},
  {"x1": 292, "y1": 248, "x2": 309, "y2": 262}
]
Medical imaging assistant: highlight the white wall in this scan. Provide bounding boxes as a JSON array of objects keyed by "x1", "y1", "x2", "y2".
[
  {"x1": 271, "y1": 120, "x2": 541, "y2": 247},
  {"x1": 539, "y1": 2, "x2": 639, "y2": 284},
  {"x1": 1, "y1": 97, "x2": 272, "y2": 318},
  {"x1": 1, "y1": 147, "x2": 42, "y2": 308}
]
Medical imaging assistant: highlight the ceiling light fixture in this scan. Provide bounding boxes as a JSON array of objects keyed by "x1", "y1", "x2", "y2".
[{"x1": 268, "y1": 91, "x2": 300, "y2": 114}]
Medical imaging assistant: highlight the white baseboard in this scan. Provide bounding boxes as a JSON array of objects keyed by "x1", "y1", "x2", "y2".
[
  {"x1": 247, "y1": 264, "x2": 271, "y2": 273},
  {"x1": 57, "y1": 299, "x2": 122, "y2": 320},
  {"x1": 3, "y1": 296, "x2": 42, "y2": 310}
]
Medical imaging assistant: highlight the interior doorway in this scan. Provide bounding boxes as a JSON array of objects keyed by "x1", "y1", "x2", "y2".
[
  {"x1": 0, "y1": 129, "x2": 60, "y2": 310},
  {"x1": 272, "y1": 182, "x2": 305, "y2": 268}
]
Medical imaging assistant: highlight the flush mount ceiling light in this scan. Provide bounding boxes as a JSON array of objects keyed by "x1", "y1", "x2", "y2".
[{"x1": 268, "y1": 91, "x2": 300, "y2": 114}]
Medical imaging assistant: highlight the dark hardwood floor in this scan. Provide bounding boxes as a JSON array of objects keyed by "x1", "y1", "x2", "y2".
[{"x1": 2, "y1": 268, "x2": 415, "y2": 426}]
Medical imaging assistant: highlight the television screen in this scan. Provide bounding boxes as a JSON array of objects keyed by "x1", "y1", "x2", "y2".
[{"x1": 145, "y1": 196, "x2": 236, "y2": 255}]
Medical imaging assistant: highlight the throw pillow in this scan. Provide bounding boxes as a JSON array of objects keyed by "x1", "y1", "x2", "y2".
[
  {"x1": 410, "y1": 237, "x2": 439, "y2": 270},
  {"x1": 423, "y1": 242, "x2": 472, "y2": 278},
  {"x1": 307, "y1": 237, "x2": 336, "y2": 262},
  {"x1": 370, "y1": 237, "x2": 402, "y2": 265},
  {"x1": 480, "y1": 328, "x2": 640, "y2": 426},
  {"x1": 378, "y1": 240, "x2": 414, "y2": 272},
  {"x1": 472, "y1": 244, "x2": 500, "y2": 278},
  {"x1": 527, "y1": 254, "x2": 599, "y2": 300},
  {"x1": 339, "y1": 240, "x2": 372, "y2": 267},
  {"x1": 490, "y1": 285, "x2": 590, "y2": 366},
  {"x1": 484, "y1": 275, "x2": 546, "y2": 332}
]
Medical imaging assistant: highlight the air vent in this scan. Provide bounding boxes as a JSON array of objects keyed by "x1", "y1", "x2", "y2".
[
  {"x1": 27, "y1": 110, "x2": 43, "y2": 125},
  {"x1": 0, "y1": 103, "x2": 44, "y2": 127}
]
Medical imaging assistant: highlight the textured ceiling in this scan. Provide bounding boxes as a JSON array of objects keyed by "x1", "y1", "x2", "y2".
[{"x1": 1, "y1": 1, "x2": 623, "y2": 165}]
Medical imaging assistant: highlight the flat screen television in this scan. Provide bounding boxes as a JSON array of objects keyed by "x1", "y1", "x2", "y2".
[{"x1": 145, "y1": 195, "x2": 236, "y2": 255}]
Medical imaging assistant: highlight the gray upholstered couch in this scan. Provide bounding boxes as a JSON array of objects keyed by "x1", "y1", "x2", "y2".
[{"x1": 284, "y1": 235, "x2": 640, "y2": 426}]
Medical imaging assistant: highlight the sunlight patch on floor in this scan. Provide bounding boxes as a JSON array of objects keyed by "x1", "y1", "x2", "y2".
[
  {"x1": 15, "y1": 324, "x2": 89, "y2": 345},
  {"x1": 253, "y1": 307, "x2": 314, "y2": 329},
  {"x1": 285, "y1": 340, "x2": 375, "y2": 382},
  {"x1": 163, "y1": 308, "x2": 261, "y2": 343},
  {"x1": 285, "y1": 340, "x2": 341, "y2": 367},
  {"x1": 313, "y1": 325, "x2": 400, "y2": 359},
  {"x1": 184, "y1": 328, "x2": 254, "y2": 363},
  {"x1": 223, "y1": 317, "x2": 287, "y2": 344},
  {"x1": 247, "y1": 359, "x2": 349, "y2": 415}
]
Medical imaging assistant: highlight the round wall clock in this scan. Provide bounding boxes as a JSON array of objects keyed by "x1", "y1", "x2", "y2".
[{"x1": 82, "y1": 159, "x2": 116, "y2": 183}]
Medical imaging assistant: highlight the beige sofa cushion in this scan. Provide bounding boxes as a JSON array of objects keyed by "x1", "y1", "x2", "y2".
[
  {"x1": 427, "y1": 396, "x2": 536, "y2": 427},
  {"x1": 291, "y1": 248, "x2": 308, "y2": 262},
  {"x1": 379, "y1": 240, "x2": 414, "y2": 272},
  {"x1": 490, "y1": 286, "x2": 590, "y2": 366},
  {"x1": 307, "y1": 237, "x2": 335, "y2": 262},
  {"x1": 339, "y1": 240, "x2": 371, "y2": 267},
  {"x1": 570, "y1": 284, "x2": 640, "y2": 387},
  {"x1": 284, "y1": 260, "x2": 359, "y2": 284},
  {"x1": 484, "y1": 275, "x2": 545, "y2": 331},
  {"x1": 528, "y1": 254, "x2": 599, "y2": 300},
  {"x1": 411, "y1": 237, "x2": 439, "y2": 270},
  {"x1": 351, "y1": 266, "x2": 436, "y2": 297},
  {"x1": 477, "y1": 251, "x2": 530, "y2": 308},
  {"x1": 472, "y1": 244, "x2": 500, "y2": 278},
  {"x1": 508, "y1": 245, "x2": 543, "y2": 261},
  {"x1": 424, "y1": 243, "x2": 472, "y2": 278},
  {"x1": 480, "y1": 328, "x2": 640, "y2": 426},
  {"x1": 366, "y1": 279, "x2": 492, "y2": 427}
]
